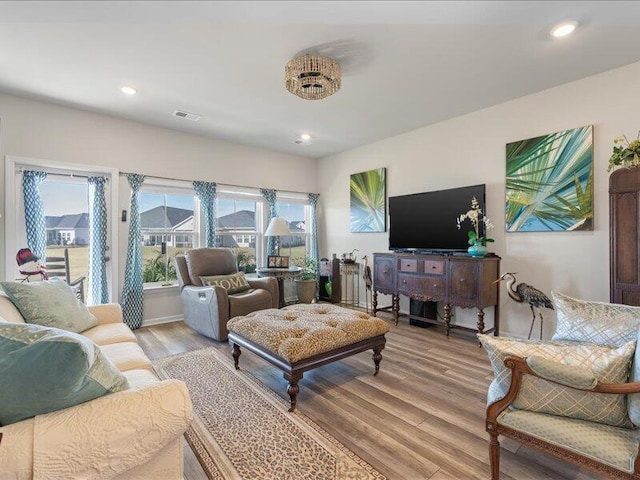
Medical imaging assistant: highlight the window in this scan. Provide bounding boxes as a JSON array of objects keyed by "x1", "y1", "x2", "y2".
[
  {"x1": 140, "y1": 185, "x2": 198, "y2": 285},
  {"x1": 39, "y1": 177, "x2": 90, "y2": 298},
  {"x1": 6, "y1": 158, "x2": 118, "y2": 303},
  {"x1": 216, "y1": 192, "x2": 261, "y2": 273},
  {"x1": 277, "y1": 197, "x2": 311, "y2": 262}
]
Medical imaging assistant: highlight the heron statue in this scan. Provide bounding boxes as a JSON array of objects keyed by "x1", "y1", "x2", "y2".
[
  {"x1": 361, "y1": 255, "x2": 373, "y2": 313},
  {"x1": 493, "y1": 272, "x2": 554, "y2": 340}
]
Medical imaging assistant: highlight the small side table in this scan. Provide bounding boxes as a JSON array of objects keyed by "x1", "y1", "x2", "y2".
[
  {"x1": 340, "y1": 262, "x2": 360, "y2": 308},
  {"x1": 256, "y1": 266, "x2": 302, "y2": 308}
]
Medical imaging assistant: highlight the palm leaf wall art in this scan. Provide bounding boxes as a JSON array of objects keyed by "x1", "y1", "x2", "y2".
[
  {"x1": 505, "y1": 125, "x2": 593, "y2": 232},
  {"x1": 350, "y1": 168, "x2": 386, "y2": 232}
]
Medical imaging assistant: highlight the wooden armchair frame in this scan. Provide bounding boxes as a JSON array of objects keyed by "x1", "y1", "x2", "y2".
[{"x1": 486, "y1": 355, "x2": 640, "y2": 479}]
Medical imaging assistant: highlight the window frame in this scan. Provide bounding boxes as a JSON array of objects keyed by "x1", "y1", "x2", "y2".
[
  {"x1": 139, "y1": 179, "x2": 201, "y2": 288},
  {"x1": 216, "y1": 187, "x2": 264, "y2": 272},
  {"x1": 4, "y1": 155, "x2": 119, "y2": 301},
  {"x1": 275, "y1": 193, "x2": 312, "y2": 260}
]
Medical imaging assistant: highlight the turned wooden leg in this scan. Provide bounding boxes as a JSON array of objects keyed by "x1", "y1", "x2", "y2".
[
  {"x1": 444, "y1": 303, "x2": 452, "y2": 336},
  {"x1": 232, "y1": 343, "x2": 241, "y2": 370},
  {"x1": 489, "y1": 431, "x2": 500, "y2": 480},
  {"x1": 372, "y1": 345, "x2": 383, "y2": 376},
  {"x1": 393, "y1": 294, "x2": 400, "y2": 326},
  {"x1": 476, "y1": 309, "x2": 485, "y2": 334},
  {"x1": 284, "y1": 372, "x2": 303, "y2": 412},
  {"x1": 372, "y1": 291, "x2": 378, "y2": 316}
]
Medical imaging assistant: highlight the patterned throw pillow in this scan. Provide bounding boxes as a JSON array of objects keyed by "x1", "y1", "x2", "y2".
[
  {"x1": 0, "y1": 323, "x2": 129, "y2": 425},
  {"x1": 200, "y1": 272, "x2": 251, "y2": 294},
  {"x1": 551, "y1": 291, "x2": 640, "y2": 426},
  {"x1": 551, "y1": 291, "x2": 640, "y2": 346},
  {"x1": 0, "y1": 279, "x2": 97, "y2": 333},
  {"x1": 479, "y1": 334, "x2": 635, "y2": 428}
]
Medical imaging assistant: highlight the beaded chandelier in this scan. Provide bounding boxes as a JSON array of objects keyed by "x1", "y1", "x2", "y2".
[{"x1": 285, "y1": 54, "x2": 341, "y2": 100}]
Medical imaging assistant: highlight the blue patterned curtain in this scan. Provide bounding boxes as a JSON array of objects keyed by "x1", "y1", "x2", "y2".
[
  {"x1": 22, "y1": 170, "x2": 48, "y2": 260},
  {"x1": 193, "y1": 181, "x2": 218, "y2": 247},
  {"x1": 120, "y1": 174, "x2": 145, "y2": 329},
  {"x1": 308, "y1": 193, "x2": 320, "y2": 268},
  {"x1": 260, "y1": 188, "x2": 278, "y2": 256},
  {"x1": 87, "y1": 176, "x2": 109, "y2": 305}
]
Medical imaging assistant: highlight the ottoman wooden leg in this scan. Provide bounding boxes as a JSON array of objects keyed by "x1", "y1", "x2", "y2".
[
  {"x1": 372, "y1": 345, "x2": 383, "y2": 376},
  {"x1": 232, "y1": 343, "x2": 241, "y2": 370},
  {"x1": 284, "y1": 372, "x2": 303, "y2": 412}
]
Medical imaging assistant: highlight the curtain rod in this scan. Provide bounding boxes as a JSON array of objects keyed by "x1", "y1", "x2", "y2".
[
  {"x1": 118, "y1": 171, "x2": 318, "y2": 196},
  {"x1": 16, "y1": 168, "x2": 108, "y2": 181}
]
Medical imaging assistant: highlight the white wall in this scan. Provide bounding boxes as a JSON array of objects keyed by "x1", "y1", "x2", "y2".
[
  {"x1": 0, "y1": 93, "x2": 317, "y2": 323},
  {"x1": 318, "y1": 60, "x2": 640, "y2": 338}
]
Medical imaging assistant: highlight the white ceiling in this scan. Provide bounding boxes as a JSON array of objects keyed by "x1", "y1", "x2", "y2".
[{"x1": 2, "y1": 1, "x2": 640, "y2": 159}]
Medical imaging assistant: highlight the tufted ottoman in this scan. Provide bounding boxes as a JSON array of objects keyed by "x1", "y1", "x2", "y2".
[{"x1": 227, "y1": 304, "x2": 390, "y2": 411}]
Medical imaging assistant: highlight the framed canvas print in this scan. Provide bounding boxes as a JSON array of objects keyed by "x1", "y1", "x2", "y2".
[
  {"x1": 505, "y1": 125, "x2": 593, "y2": 232},
  {"x1": 350, "y1": 167, "x2": 386, "y2": 233}
]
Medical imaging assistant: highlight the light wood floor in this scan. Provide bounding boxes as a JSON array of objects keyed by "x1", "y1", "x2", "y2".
[{"x1": 135, "y1": 313, "x2": 601, "y2": 480}]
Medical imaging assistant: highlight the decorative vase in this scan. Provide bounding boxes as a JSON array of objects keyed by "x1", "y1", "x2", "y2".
[{"x1": 467, "y1": 243, "x2": 487, "y2": 258}]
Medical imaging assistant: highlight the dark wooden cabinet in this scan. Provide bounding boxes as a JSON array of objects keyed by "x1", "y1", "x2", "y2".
[
  {"x1": 373, "y1": 255, "x2": 396, "y2": 294},
  {"x1": 610, "y1": 166, "x2": 640, "y2": 305},
  {"x1": 372, "y1": 252, "x2": 500, "y2": 336}
]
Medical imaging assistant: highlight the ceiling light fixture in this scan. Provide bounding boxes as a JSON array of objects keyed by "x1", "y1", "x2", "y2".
[
  {"x1": 120, "y1": 86, "x2": 137, "y2": 95},
  {"x1": 550, "y1": 21, "x2": 578, "y2": 38},
  {"x1": 285, "y1": 54, "x2": 341, "y2": 100},
  {"x1": 294, "y1": 133, "x2": 312, "y2": 145}
]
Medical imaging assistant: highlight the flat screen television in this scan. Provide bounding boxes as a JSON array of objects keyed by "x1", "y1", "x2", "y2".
[{"x1": 388, "y1": 184, "x2": 486, "y2": 252}]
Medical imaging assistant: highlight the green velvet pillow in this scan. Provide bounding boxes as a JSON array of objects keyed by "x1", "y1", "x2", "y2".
[
  {"x1": 0, "y1": 323, "x2": 129, "y2": 425},
  {"x1": 200, "y1": 272, "x2": 251, "y2": 294},
  {"x1": 0, "y1": 279, "x2": 97, "y2": 333}
]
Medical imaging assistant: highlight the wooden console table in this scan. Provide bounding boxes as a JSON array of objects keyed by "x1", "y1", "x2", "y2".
[{"x1": 372, "y1": 252, "x2": 500, "y2": 336}]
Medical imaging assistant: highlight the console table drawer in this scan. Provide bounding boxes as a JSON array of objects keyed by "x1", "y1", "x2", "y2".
[
  {"x1": 398, "y1": 274, "x2": 446, "y2": 298},
  {"x1": 423, "y1": 260, "x2": 445, "y2": 275},
  {"x1": 399, "y1": 259, "x2": 418, "y2": 272}
]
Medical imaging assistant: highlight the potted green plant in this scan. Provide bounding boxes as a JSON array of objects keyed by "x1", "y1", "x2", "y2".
[
  {"x1": 608, "y1": 132, "x2": 640, "y2": 172},
  {"x1": 293, "y1": 257, "x2": 318, "y2": 304}
]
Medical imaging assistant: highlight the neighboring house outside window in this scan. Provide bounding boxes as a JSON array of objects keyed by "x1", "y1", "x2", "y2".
[
  {"x1": 45, "y1": 213, "x2": 89, "y2": 246},
  {"x1": 140, "y1": 184, "x2": 199, "y2": 285},
  {"x1": 216, "y1": 194, "x2": 260, "y2": 273}
]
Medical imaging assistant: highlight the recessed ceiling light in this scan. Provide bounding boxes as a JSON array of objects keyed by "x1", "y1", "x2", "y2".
[
  {"x1": 294, "y1": 133, "x2": 312, "y2": 145},
  {"x1": 120, "y1": 86, "x2": 137, "y2": 95},
  {"x1": 550, "y1": 21, "x2": 578, "y2": 38}
]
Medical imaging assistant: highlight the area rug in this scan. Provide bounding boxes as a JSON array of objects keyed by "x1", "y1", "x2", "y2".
[{"x1": 154, "y1": 347, "x2": 386, "y2": 480}]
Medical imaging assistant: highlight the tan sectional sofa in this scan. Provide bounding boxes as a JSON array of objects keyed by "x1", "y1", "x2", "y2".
[{"x1": 0, "y1": 294, "x2": 193, "y2": 480}]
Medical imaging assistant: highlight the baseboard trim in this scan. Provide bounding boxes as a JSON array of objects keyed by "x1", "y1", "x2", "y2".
[{"x1": 141, "y1": 315, "x2": 183, "y2": 328}]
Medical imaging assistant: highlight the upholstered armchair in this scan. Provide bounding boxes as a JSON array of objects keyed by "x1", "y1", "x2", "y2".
[
  {"x1": 483, "y1": 292, "x2": 640, "y2": 479},
  {"x1": 175, "y1": 248, "x2": 278, "y2": 341}
]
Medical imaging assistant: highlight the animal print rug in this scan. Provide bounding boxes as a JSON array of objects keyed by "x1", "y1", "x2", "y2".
[{"x1": 154, "y1": 347, "x2": 385, "y2": 480}]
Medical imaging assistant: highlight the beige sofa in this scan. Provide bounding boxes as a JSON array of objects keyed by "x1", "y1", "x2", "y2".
[{"x1": 0, "y1": 294, "x2": 193, "y2": 480}]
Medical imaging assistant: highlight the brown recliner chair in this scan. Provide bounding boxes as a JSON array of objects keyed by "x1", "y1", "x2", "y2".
[{"x1": 175, "y1": 248, "x2": 278, "y2": 341}]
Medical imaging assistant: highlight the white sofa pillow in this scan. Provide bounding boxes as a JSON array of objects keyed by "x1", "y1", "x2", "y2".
[{"x1": 0, "y1": 292, "x2": 26, "y2": 324}]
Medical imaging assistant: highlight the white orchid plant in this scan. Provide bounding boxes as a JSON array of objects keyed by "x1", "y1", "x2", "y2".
[{"x1": 456, "y1": 197, "x2": 495, "y2": 246}]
